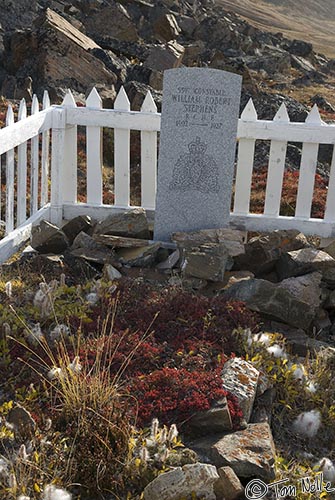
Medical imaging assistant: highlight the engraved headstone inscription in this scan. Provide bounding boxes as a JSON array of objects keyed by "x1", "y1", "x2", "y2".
[{"x1": 153, "y1": 67, "x2": 242, "y2": 241}]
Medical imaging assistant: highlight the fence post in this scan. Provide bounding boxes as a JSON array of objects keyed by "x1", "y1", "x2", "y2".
[
  {"x1": 141, "y1": 91, "x2": 157, "y2": 210},
  {"x1": 50, "y1": 107, "x2": 66, "y2": 225},
  {"x1": 86, "y1": 87, "x2": 103, "y2": 205},
  {"x1": 30, "y1": 95, "x2": 39, "y2": 215},
  {"x1": 17, "y1": 99, "x2": 28, "y2": 227},
  {"x1": 114, "y1": 87, "x2": 130, "y2": 207},
  {"x1": 5, "y1": 105, "x2": 14, "y2": 235},
  {"x1": 41, "y1": 90, "x2": 51, "y2": 207},
  {"x1": 61, "y1": 90, "x2": 78, "y2": 205}
]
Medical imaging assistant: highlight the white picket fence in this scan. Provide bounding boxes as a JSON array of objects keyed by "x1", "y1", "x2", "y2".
[{"x1": 1, "y1": 85, "x2": 335, "y2": 263}]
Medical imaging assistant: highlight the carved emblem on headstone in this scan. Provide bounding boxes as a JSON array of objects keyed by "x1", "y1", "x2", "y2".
[{"x1": 169, "y1": 137, "x2": 219, "y2": 193}]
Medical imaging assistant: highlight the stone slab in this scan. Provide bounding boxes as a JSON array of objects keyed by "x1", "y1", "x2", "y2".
[{"x1": 154, "y1": 68, "x2": 242, "y2": 241}]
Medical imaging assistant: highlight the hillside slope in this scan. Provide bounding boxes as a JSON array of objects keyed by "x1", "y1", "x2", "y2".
[{"x1": 218, "y1": 0, "x2": 335, "y2": 57}]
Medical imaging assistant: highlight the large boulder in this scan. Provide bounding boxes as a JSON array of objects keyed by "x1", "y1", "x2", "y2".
[
  {"x1": 221, "y1": 358, "x2": 259, "y2": 423},
  {"x1": 31, "y1": 220, "x2": 69, "y2": 254},
  {"x1": 276, "y1": 248, "x2": 335, "y2": 280},
  {"x1": 181, "y1": 242, "x2": 230, "y2": 282},
  {"x1": 84, "y1": 3, "x2": 138, "y2": 42},
  {"x1": 223, "y1": 278, "x2": 315, "y2": 330},
  {"x1": 144, "y1": 41, "x2": 185, "y2": 71},
  {"x1": 172, "y1": 228, "x2": 246, "y2": 258},
  {"x1": 94, "y1": 208, "x2": 150, "y2": 239},
  {"x1": 277, "y1": 271, "x2": 322, "y2": 312},
  {"x1": 143, "y1": 463, "x2": 219, "y2": 500}
]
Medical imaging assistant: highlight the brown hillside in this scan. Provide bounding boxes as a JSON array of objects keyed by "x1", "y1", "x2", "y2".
[{"x1": 218, "y1": 0, "x2": 335, "y2": 57}]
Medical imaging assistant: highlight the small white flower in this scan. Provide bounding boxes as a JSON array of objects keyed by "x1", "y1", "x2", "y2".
[
  {"x1": 150, "y1": 418, "x2": 159, "y2": 438},
  {"x1": 315, "y1": 458, "x2": 335, "y2": 482},
  {"x1": 17, "y1": 495, "x2": 30, "y2": 500},
  {"x1": 139, "y1": 446, "x2": 150, "y2": 462},
  {"x1": 292, "y1": 410, "x2": 321, "y2": 438},
  {"x1": 5, "y1": 281, "x2": 12, "y2": 298},
  {"x1": 68, "y1": 356, "x2": 82, "y2": 374},
  {"x1": 167, "y1": 424, "x2": 178, "y2": 442},
  {"x1": 305, "y1": 380, "x2": 317, "y2": 393},
  {"x1": 25, "y1": 323, "x2": 44, "y2": 346},
  {"x1": 267, "y1": 344, "x2": 287, "y2": 359},
  {"x1": 158, "y1": 427, "x2": 167, "y2": 444},
  {"x1": 291, "y1": 363, "x2": 307, "y2": 382},
  {"x1": 18, "y1": 444, "x2": 28, "y2": 461},
  {"x1": 48, "y1": 367, "x2": 63, "y2": 380},
  {"x1": 86, "y1": 292, "x2": 99, "y2": 305},
  {"x1": 42, "y1": 484, "x2": 72, "y2": 500},
  {"x1": 253, "y1": 333, "x2": 272, "y2": 347}
]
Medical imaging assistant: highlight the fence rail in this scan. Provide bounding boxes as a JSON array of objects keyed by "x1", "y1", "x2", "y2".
[{"x1": 1, "y1": 85, "x2": 335, "y2": 263}]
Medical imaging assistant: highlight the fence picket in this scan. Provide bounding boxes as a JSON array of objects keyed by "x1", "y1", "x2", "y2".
[
  {"x1": 114, "y1": 87, "x2": 130, "y2": 207},
  {"x1": 17, "y1": 99, "x2": 28, "y2": 226},
  {"x1": 6, "y1": 105, "x2": 15, "y2": 234},
  {"x1": 62, "y1": 90, "x2": 78, "y2": 204},
  {"x1": 41, "y1": 90, "x2": 51, "y2": 207},
  {"x1": 295, "y1": 105, "x2": 322, "y2": 218},
  {"x1": 233, "y1": 98, "x2": 257, "y2": 215},
  {"x1": 264, "y1": 103, "x2": 289, "y2": 216},
  {"x1": 141, "y1": 91, "x2": 157, "y2": 209},
  {"x1": 86, "y1": 87, "x2": 103, "y2": 204},
  {"x1": 30, "y1": 95, "x2": 39, "y2": 215}
]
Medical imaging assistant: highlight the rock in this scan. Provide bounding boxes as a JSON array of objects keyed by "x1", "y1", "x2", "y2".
[
  {"x1": 276, "y1": 248, "x2": 335, "y2": 280},
  {"x1": 85, "y1": 3, "x2": 139, "y2": 42},
  {"x1": 266, "y1": 321, "x2": 328, "y2": 356},
  {"x1": 103, "y1": 263, "x2": 122, "y2": 280},
  {"x1": 195, "y1": 423, "x2": 275, "y2": 481},
  {"x1": 70, "y1": 247, "x2": 111, "y2": 264},
  {"x1": 172, "y1": 228, "x2": 246, "y2": 258},
  {"x1": 143, "y1": 463, "x2": 219, "y2": 500},
  {"x1": 72, "y1": 231, "x2": 102, "y2": 251},
  {"x1": 62, "y1": 252, "x2": 100, "y2": 280},
  {"x1": 116, "y1": 243, "x2": 160, "y2": 267},
  {"x1": 244, "y1": 46, "x2": 291, "y2": 75},
  {"x1": 153, "y1": 13, "x2": 181, "y2": 42},
  {"x1": 221, "y1": 358, "x2": 259, "y2": 423},
  {"x1": 7, "y1": 404, "x2": 36, "y2": 438},
  {"x1": 234, "y1": 229, "x2": 308, "y2": 275},
  {"x1": 317, "y1": 347, "x2": 335, "y2": 370},
  {"x1": 94, "y1": 208, "x2": 150, "y2": 239},
  {"x1": 31, "y1": 220, "x2": 69, "y2": 254},
  {"x1": 287, "y1": 39, "x2": 313, "y2": 57},
  {"x1": 177, "y1": 15, "x2": 198, "y2": 38},
  {"x1": 277, "y1": 272, "x2": 322, "y2": 311},
  {"x1": 61, "y1": 215, "x2": 93, "y2": 245},
  {"x1": 223, "y1": 279, "x2": 315, "y2": 330},
  {"x1": 310, "y1": 94, "x2": 335, "y2": 113},
  {"x1": 223, "y1": 270, "x2": 255, "y2": 289},
  {"x1": 322, "y1": 268, "x2": 335, "y2": 289},
  {"x1": 214, "y1": 466, "x2": 244, "y2": 500},
  {"x1": 2, "y1": 8, "x2": 118, "y2": 99},
  {"x1": 94, "y1": 234, "x2": 151, "y2": 248},
  {"x1": 322, "y1": 239, "x2": 335, "y2": 259},
  {"x1": 156, "y1": 249, "x2": 180, "y2": 270},
  {"x1": 189, "y1": 398, "x2": 233, "y2": 435},
  {"x1": 291, "y1": 55, "x2": 316, "y2": 73},
  {"x1": 89, "y1": 48, "x2": 129, "y2": 83},
  {"x1": 251, "y1": 387, "x2": 276, "y2": 425},
  {"x1": 124, "y1": 80, "x2": 162, "y2": 110},
  {"x1": 144, "y1": 41, "x2": 185, "y2": 71},
  {"x1": 181, "y1": 243, "x2": 230, "y2": 282}
]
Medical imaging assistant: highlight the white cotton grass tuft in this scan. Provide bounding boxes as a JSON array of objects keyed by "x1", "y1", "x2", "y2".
[
  {"x1": 150, "y1": 418, "x2": 159, "y2": 438},
  {"x1": 266, "y1": 344, "x2": 287, "y2": 359},
  {"x1": 49, "y1": 324, "x2": 70, "y2": 343},
  {"x1": 17, "y1": 496, "x2": 31, "y2": 500},
  {"x1": 253, "y1": 333, "x2": 272, "y2": 347},
  {"x1": 86, "y1": 292, "x2": 99, "y2": 305},
  {"x1": 47, "y1": 367, "x2": 63, "y2": 380},
  {"x1": 305, "y1": 380, "x2": 317, "y2": 393},
  {"x1": 42, "y1": 484, "x2": 72, "y2": 500},
  {"x1": 290, "y1": 363, "x2": 307, "y2": 382},
  {"x1": 314, "y1": 457, "x2": 335, "y2": 483},
  {"x1": 167, "y1": 424, "x2": 178, "y2": 442},
  {"x1": 25, "y1": 323, "x2": 44, "y2": 346},
  {"x1": 292, "y1": 409, "x2": 322, "y2": 438},
  {"x1": 68, "y1": 356, "x2": 82, "y2": 374},
  {"x1": 0, "y1": 456, "x2": 9, "y2": 479},
  {"x1": 5, "y1": 281, "x2": 12, "y2": 298}
]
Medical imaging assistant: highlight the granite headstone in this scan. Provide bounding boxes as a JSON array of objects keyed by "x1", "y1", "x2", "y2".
[{"x1": 154, "y1": 68, "x2": 242, "y2": 241}]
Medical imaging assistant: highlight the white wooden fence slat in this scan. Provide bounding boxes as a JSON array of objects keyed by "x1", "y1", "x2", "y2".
[
  {"x1": 62, "y1": 90, "x2": 78, "y2": 204},
  {"x1": 233, "y1": 99, "x2": 257, "y2": 215},
  {"x1": 50, "y1": 108, "x2": 65, "y2": 225},
  {"x1": 0, "y1": 109, "x2": 52, "y2": 155},
  {"x1": 30, "y1": 94, "x2": 40, "y2": 215},
  {"x1": 325, "y1": 145, "x2": 335, "y2": 221},
  {"x1": 141, "y1": 91, "x2": 157, "y2": 209},
  {"x1": 86, "y1": 87, "x2": 103, "y2": 204},
  {"x1": 41, "y1": 90, "x2": 51, "y2": 207},
  {"x1": 114, "y1": 87, "x2": 130, "y2": 207},
  {"x1": 66, "y1": 107, "x2": 161, "y2": 131},
  {"x1": 17, "y1": 99, "x2": 28, "y2": 226},
  {"x1": 264, "y1": 103, "x2": 289, "y2": 217},
  {"x1": 5, "y1": 106, "x2": 15, "y2": 234},
  {"x1": 295, "y1": 106, "x2": 322, "y2": 218}
]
